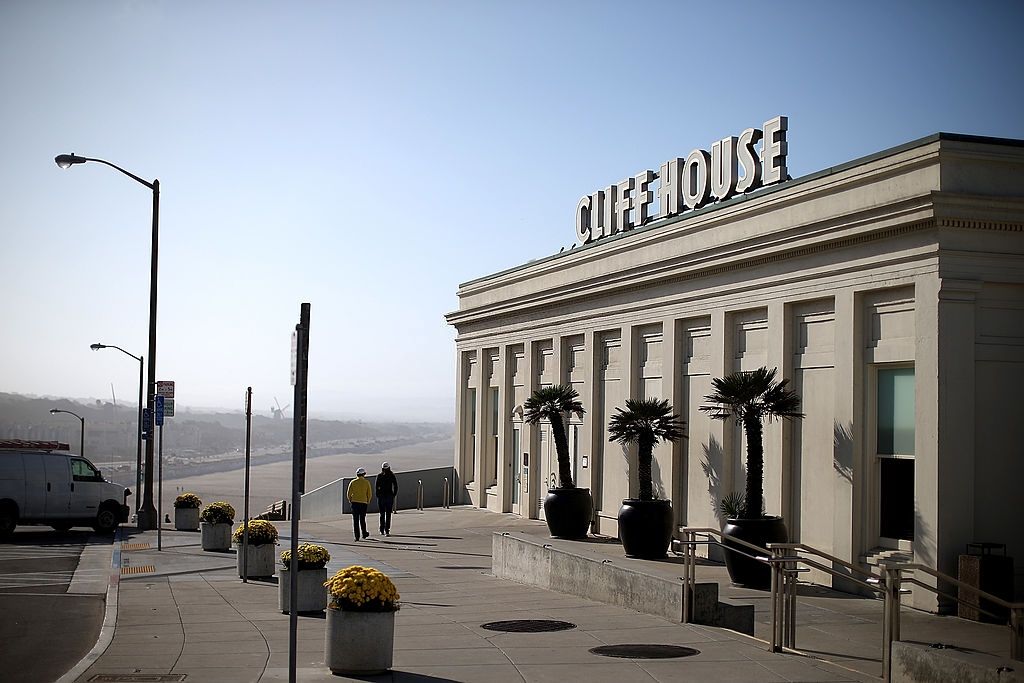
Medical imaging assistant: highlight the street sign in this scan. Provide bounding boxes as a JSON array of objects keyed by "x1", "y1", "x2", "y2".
[
  {"x1": 290, "y1": 331, "x2": 297, "y2": 386},
  {"x1": 164, "y1": 398, "x2": 175, "y2": 418},
  {"x1": 157, "y1": 381, "x2": 175, "y2": 398},
  {"x1": 155, "y1": 395, "x2": 165, "y2": 426},
  {"x1": 142, "y1": 408, "x2": 152, "y2": 440}
]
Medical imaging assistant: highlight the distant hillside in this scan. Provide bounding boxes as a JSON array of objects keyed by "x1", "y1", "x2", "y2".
[{"x1": 0, "y1": 392, "x2": 452, "y2": 462}]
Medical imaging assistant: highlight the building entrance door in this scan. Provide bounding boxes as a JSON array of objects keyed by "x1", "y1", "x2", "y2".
[
  {"x1": 511, "y1": 425, "x2": 522, "y2": 515},
  {"x1": 874, "y1": 366, "x2": 915, "y2": 549}
]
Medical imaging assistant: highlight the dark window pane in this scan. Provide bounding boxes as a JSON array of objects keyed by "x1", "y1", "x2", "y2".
[{"x1": 880, "y1": 458, "x2": 914, "y2": 540}]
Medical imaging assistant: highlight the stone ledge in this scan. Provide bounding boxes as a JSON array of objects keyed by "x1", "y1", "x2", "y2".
[
  {"x1": 492, "y1": 532, "x2": 753, "y2": 634},
  {"x1": 892, "y1": 641, "x2": 1023, "y2": 683}
]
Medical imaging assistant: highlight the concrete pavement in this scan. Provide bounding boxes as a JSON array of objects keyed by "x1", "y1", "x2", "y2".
[{"x1": 60, "y1": 507, "x2": 1012, "y2": 682}]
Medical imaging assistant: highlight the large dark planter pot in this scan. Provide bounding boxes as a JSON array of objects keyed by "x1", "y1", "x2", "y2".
[
  {"x1": 542, "y1": 487, "x2": 593, "y2": 539},
  {"x1": 721, "y1": 516, "x2": 788, "y2": 590},
  {"x1": 618, "y1": 499, "x2": 673, "y2": 559}
]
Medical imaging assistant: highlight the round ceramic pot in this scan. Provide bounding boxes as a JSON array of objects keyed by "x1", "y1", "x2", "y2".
[
  {"x1": 174, "y1": 507, "x2": 199, "y2": 531},
  {"x1": 200, "y1": 522, "x2": 232, "y2": 551},
  {"x1": 325, "y1": 607, "x2": 395, "y2": 675},
  {"x1": 721, "y1": 516, "x2": 788, "y2": 590},
  {"x1": 542, "y1": 487, "x2": 593, "y2": 539},
  {"x1": 236, "y1": 542, "x2": 276, "y2": 578},
  {"x1": 617, "y1": 499, "x2": 673, "y2": 559},
  {"x1": 278, "y1": 566, "x2": 328, "y2": 613}
]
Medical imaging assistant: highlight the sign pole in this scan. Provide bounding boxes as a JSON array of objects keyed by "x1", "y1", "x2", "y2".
[
  {"x1": 157, "y1": 422, "x2": 163, "y2": 551},
  {"x1": 288, "y1": 303, "x2": 310, "y2": 683},
  {"x1": 242, "y1": 387, "x2": 252, "y2": 583}
]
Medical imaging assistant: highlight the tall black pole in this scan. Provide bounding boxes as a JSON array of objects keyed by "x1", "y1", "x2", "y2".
[
  {"x1": 288, "y1": 303, "x2": 310, "y2": 683},
  {"x1": 79, "y1": 415, "x2": 85, "y2": 460},
  {"x1": 157, "y1": 422, "x2": 163, "y2": 551},
  {"x1": 139, "y1": 179, "x2": 160, "y2": 530},
  {"x1": 136, "y1": 355, "x2": 143, "y2": 513},
  {"x1": 242, "y1": 387, "x2": 252, "y2": 583}
]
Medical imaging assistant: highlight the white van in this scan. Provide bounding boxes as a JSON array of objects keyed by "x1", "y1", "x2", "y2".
[{"x1": 0, "y1": 440, "x2": 131, "y2": 536}]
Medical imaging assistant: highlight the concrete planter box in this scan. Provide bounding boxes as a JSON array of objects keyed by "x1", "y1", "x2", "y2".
[
  {"x1": 236, "y1": 543, "x2": 276, "y2": 578},
  {"x1": 174, "y1": 507, "x2": 199, "y2": 531},
  {"x1": 200, "y1": 522, "x2": 232, "y2": 551},
  {"x1": 325, "y1": 607, "x2": 395, "y2": 675},
  {"x1": 278, "y1": 566, "x2": 328, "y2": 613}
]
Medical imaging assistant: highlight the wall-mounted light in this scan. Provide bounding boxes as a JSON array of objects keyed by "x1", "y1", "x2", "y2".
[{"x1": 582, "y1": 455, "x2": 589, "y2": 468}]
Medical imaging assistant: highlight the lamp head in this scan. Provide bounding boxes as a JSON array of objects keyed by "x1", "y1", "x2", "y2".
[
  {"x1": 49, "y1": 409, "x2": 59, "y2": 415},
  {"x1": 90, "y1": 343, "x2": 106, "y2": 350},
  {"x1": 55, "y1": 153, "x2": 86, "y2": 169}
]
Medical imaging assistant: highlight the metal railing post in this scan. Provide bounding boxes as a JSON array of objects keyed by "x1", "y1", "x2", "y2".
[
  {"x1": 682, "y1": 530, "x2": 694, "y2": 624},
  {"x1": 881, "y1": 564, "x2": 901, "y2": 682},
  {"x1": 770, "y1": 546, "x2": 782, "y2": 652},
  {"x1": 1012, "y1": 606, "x2": 1023, "y2": 661},
  {"x1": 442, "y1": 477, "x2": 450, "y2": 509},
  {"x1": 416, "y1": 480, "x2": 423, "y2": 511},
  {"x1": 786, "y1": 560, "x2": 797, "y2": 649}
]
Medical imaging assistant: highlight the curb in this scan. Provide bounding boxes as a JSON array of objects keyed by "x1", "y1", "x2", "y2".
[{"x1": 56, "y1": 528, "x2": 121, "y2": 683}]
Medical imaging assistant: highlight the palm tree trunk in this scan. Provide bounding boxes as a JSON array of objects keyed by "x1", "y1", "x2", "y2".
[
  {"x1": 637, "y1": 433, "x2": 654, "y2": 501},
  {"x1": 548, "y1": 413, "x2": 574, "y2": 488},
  {"x1": 742, "y1": 412, "x2": 764, "y2": 518}
]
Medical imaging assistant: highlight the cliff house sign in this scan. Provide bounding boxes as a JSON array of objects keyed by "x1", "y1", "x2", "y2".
[{"x1": 575, "y1": 115, "x2": 789, "y2": 244}]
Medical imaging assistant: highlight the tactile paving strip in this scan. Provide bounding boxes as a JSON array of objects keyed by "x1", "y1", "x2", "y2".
[
  {"x1": 120, "y1": 565, "x2": 155, "y2": 575},
  {"x1": 121, "y1": 543, "x2": 151, "y2": 550}
]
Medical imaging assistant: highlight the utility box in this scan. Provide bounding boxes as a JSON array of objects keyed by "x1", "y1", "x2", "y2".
[{"x1": 957, "y1": 543, "x2": 1013, "y2": 623}]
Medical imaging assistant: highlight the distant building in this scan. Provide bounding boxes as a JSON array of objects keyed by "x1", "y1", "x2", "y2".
[{"x1": 447, "y1": 131, "x2": 1024, "y2": 611}]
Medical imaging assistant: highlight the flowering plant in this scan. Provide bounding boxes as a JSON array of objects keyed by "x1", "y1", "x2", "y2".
[
  {"x1": 173, "y1": 492, "x2": 202, "y2": 509},
  {"x1": 200, "y1": 501, "x2": 235, "y2": 525},
  {"x1": 281, "y1": 542, "x2": 330, "y2": 570},
  {"x1": 324, "y1": 565, "x2": 400, "y2": 612},
  {"x1": 232, "y1": 519, "x2": 279, "y2": 546}
]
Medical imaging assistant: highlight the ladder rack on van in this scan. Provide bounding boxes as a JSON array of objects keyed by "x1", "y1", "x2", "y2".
[{"x1": 0, "y1": 440, "x2": 70, "y2": 451}]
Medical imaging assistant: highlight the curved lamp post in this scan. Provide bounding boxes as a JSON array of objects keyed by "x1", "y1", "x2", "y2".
[
  {"x1": 90, "y1": 343, "x2": 143, "y2": 512},
  {"x1": 56, "y1": 153, "x2": 159, "y2": 530},
  {"x1": 49, "y1": 408, "x2": 85, "y2": 458}
]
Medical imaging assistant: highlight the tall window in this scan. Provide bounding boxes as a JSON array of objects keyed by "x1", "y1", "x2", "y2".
[
  {"x1": 877, "y1": 367, "x2": 914, "y2": 541},
  {"x1": 490, "y1": 387, "x2": 499, "y2": 484},
  {"x1": 467, "y1": 388, "x2": 476, "y2": 481}
]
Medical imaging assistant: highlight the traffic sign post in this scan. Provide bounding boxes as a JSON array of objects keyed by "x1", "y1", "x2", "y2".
[{"x1": 141, "y1": 408, "x2": 152, "y2": 440}]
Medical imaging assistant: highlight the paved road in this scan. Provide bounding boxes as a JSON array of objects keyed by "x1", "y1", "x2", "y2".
[{"x1": 0, "y1": 528, "x2": 109, "y2": 683}]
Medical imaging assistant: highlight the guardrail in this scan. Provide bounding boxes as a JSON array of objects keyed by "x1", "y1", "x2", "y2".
[{"x1": 680, "y1": 528, "x2": 1024, "y2": 682}]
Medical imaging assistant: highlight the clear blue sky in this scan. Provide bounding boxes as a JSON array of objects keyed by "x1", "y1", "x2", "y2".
[{"x1": 2, "y1": 1, "x2": 1022, "y2": 422}]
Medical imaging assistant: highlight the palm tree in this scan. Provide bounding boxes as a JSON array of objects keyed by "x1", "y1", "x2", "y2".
[
  {"x1": 523, "y1": 385, "x2": 586, "y2": 488},
  {"x1": 700, "y1": 367, "x2": 802, "y2": 519},
  {"x1": 608, "y1": 398, "x2": 686, "y2": 501}
]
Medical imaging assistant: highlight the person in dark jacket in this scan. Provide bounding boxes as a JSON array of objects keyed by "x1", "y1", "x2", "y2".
[{"x1": 375, "y1": 462, "x2": 399, "y2": 536}]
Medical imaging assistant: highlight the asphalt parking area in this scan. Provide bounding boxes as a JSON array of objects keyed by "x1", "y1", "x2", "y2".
[{"x1": 0, "y1": 528, "x2": 110, "y2": 683}]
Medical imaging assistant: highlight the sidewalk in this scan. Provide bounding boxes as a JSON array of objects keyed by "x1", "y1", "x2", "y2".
[{"x1": 62, "y1": 506, "x2": 1009, "y2": 682}]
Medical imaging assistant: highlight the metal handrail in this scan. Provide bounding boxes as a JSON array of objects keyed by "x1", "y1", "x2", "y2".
[
  {"x1": 880, "y1": 561, "x2": 1024, "y2": 677},
  {"x1": 680, "y1": 528, "x2": 1023, "y2": 683}
]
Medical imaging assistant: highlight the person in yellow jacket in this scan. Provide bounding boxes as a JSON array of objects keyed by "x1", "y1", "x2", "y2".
[{"x1": 347, "y1": 467, "x2": 373, "y2": 541}]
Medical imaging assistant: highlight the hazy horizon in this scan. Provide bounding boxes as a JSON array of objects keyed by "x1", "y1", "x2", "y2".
[{"x1": 2, "y1": 2, "x2": 1022, "y2": 424}]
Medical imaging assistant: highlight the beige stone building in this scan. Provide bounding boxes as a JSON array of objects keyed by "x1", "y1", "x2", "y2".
[{"x1": 446, "y1": 133, "x2": 1024, "y2": 608}]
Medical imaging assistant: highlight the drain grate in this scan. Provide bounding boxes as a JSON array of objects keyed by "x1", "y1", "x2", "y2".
[
  {"x1": 89, "y1": 675, "x2": 187, "y2": 682},
  {"x1": 590, "y1": 644, "x2": 700, "y2": 659},
  {"x1": 120, "y1": 565, "x2": 155, "y2": 575},
  {"x1": 480, "y1": 619, "x2": 577, "y2": 633}
]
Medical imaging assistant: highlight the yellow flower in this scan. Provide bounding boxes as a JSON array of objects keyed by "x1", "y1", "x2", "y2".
[{"x1": 323, "y1": 565, "x2": 400, "y2": 612}]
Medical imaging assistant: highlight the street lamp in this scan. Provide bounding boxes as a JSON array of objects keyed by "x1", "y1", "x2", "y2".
[
  {"x1": 49, "y1": 409, "x2": 85, "y2": 458},
  {"x1": 90, "y1": 343, "x2": 143, "y2": 512},
  {"x1": 56, "y1": 152, "x2": 160, "y2": 530}
]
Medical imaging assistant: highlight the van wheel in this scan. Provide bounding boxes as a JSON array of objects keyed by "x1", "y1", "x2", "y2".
[
  {"x1": 0, "y1": 503, "x2": 17, "y2": 539},
  {"x1": 93, "y1": 506, "x2": 119, "y2": 534}
]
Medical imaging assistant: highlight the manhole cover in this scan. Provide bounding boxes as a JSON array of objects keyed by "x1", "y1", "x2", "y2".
[
  {"x1": 590, "y1": 644, "x2": 700, "y2": 659},
  {"x1": 480, "y1": 619, "x2": 577, "y2": 632}
]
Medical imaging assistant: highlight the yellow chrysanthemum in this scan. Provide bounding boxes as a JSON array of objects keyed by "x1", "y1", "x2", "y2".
[{"x1": 323, "y1": 565, "x2": 400, "y2": 612}]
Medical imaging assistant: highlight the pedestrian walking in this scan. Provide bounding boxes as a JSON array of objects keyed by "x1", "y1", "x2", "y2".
[
  {"x1": 347, "y1": 467, "x2": 372, "y2": 541},
  {"x1": 376, "y1": 462, "x2": 399, "y2": 536}
]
